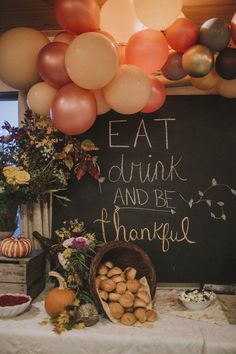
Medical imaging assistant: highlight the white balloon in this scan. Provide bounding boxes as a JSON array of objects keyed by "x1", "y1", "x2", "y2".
[
  {"x1": 100, "y1": 0, "x2": 146, "y2": 44},
  {"x1": 133, "y1": 0, "x2": 183, "y2": 30}
]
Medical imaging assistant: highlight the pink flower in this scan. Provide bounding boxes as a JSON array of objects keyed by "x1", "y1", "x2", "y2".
[{"x1": 72, "y1": 237, "x2": 90, "y2": 250}]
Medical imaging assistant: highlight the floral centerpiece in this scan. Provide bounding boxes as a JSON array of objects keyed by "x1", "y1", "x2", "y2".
[
  {"x1": 0, "y1": 110, "x2": 102, "y2": 232},
  {"x1": 44, "y1": 218, "x2": 103, "y2": 333}
]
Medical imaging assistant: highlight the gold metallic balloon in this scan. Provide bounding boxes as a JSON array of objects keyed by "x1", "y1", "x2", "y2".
[{"x1": 182, "y1": 44, "x2": 214, "y2": 78}]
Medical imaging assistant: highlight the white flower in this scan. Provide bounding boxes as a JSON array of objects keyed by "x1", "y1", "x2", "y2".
[
  {"x1": 62, "y1": 237, "x2": 74, "y2": 248},
  {"x1": 58, "y1": 252, "x2": 68, "y2": 270}
]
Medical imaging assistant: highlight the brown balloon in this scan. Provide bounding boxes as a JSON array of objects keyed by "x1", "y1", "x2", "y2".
[
  {"x1": 182, "y1": 44, "x2": 214, "y2": 78},
  {"x1": 38, "y1": 42, "x2": 71, "y2": 88},
  {"x1": 50, "y1": 83, "x2": 97, "y2": 135}
]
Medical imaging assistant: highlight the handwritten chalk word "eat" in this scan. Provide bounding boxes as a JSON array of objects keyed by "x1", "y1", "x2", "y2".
[{"x1": 109, "y1": 118, "x2": 176, "y2": 150}]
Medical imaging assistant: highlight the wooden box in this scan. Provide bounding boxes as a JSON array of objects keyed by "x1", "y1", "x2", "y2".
[{"x1": 0, "y1": 250, "x2": 46, "y2": 299}]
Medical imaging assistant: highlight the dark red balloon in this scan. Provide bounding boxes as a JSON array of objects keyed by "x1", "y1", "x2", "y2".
[
  {"x1": 161, "y1": 52, "x2": 186, "y2": 80},
  {"x1": 50, "y1": 83, "x2": 97, "y2": 135},
  {"x1": 215, "y1": 47, "x2": 236, "y2": 80},
  {"x1": 38, "y1": 42, "x2": 71, "y2": 88},
  {"x1": 165, "y1": 18, "x2": 199, "y2": 53},
  {"x1": 55, "y1": 0, "x2": 100, "y2": 35}
]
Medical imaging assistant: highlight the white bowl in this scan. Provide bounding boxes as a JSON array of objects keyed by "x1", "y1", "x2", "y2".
[
  {"x1": 0, "y1": 293, "x2": 32, "y2": 318},
  {"x1": 178, "y1": 289, "x2": 216, "y2": 311}
]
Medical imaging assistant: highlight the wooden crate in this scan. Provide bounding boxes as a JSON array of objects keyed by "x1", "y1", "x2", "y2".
[{"x1": 0, "y1": 250, "x2": 46, "y2": 299}]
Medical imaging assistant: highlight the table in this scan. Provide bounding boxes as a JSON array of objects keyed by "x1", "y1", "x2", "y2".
[{"x1": 0, "y1": 289, "x2": 236, "y2": 354}]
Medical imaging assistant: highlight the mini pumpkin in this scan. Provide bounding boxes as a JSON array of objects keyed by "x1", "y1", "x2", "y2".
[
  {"x1": 45, "y1": 271, "x2": 76, "y2": 317},
  {"x1": 0, "y1": 236, "x2": 32, "y2": 258}
]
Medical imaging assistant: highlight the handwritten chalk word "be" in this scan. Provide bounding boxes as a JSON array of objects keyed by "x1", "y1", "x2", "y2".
[{"x1": 109, "y1": 118, "x2": 176, "y2": 150}]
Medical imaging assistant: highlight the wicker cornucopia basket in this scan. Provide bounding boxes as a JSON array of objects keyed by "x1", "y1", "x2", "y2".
[{"x1": 89, "y1": 241, "x2": 157, "y2": 310}]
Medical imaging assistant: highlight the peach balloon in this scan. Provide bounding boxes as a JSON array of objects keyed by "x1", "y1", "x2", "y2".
[
  {"x1": 0, "y1": 27, "x2": 49, "y2": 90},
  {"x1": 215, "y1": 77, "x2": 236, "y2": 98},
  {"x1": 54, "y1": 0, "x2": 100, "y2": 35},
  {"x1": 53, "y1": 31, "x2": 75, "y2": 45},
  {"x1": 126, "y1": 29, "x2": 169, "y2": 74},
  {"x1": 50, "y1": 83, "x2": 97, "y2": 135},
  {"x1": 100, "y1": 0, "x2": 145, "y2": 43},
  {"x1": 118, "y1": 45, "x2": 126, "y2": 65},
  {"x1": 141, "y1": 77, "x2": 166, "y2": 113},
  {"x1": 27, "y1": 82, "x2": 58, "y2": 116},
  {"x1": 65, "y1": 32, "x2": 118, "y2": 90},
  {"x1": 191, "y1": 70, "x2": 219, "y2": 91},
  {"x1": 38, "y1": 42, "x2": 71, "y2": 88},
  {"x1": 103, "y1": 64, "x2": 151, "y2": 114},
  {"x1": 93, "y1": 89, "x2": 111, "y2": 115},
  {"x1": 133, "y1": 0, "x2": 183, "y2": 31}
]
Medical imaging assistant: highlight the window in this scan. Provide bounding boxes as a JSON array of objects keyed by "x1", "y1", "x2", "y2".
[{"x1": 0, "y1": 92, "x2": 19, "y2": 133}]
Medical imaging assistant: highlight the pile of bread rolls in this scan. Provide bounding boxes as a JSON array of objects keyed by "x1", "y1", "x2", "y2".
[{"x1": 96, "y1": 261, "x2": 158, "y2": 326}]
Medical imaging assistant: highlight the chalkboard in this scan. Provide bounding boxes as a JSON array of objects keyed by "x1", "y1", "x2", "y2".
[{"x1": 53, "y1": 95, "x2": 236, "y2": 284}]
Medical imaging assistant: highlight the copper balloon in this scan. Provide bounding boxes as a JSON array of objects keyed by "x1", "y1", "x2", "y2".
[
  {"x1": 182, "y1": 45, "x2": 214, "y2": 78},
  {"x1": 38, "y1": 42, "x2": 71, "y2": 88},
  {"x1": 54, "y1": 0, "x2": 100, "y2": 35},
  {"x1": 50, "y1": 83, "x2": 97, "y2": 135},
  {"x1": 231, "y1": 13, "x2": 236, "y2": 45},
  {"x1": 165, "y1": 18, "x2": 198, "y2": 52}
]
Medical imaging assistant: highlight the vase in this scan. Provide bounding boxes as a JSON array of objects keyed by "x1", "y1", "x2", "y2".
[{"x1": 0, "y1": 199, "x2": 18, "y2": 241}]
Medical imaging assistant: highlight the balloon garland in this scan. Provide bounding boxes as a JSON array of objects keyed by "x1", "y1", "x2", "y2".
[{"x1": 0, "y1": 0, "x2": 235, "y2": 136}]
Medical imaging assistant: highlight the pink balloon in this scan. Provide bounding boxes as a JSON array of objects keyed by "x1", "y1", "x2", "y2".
[
  {"x1": 55, "y1": 0, "x2": 100, "y2": 35},
  {"x1": 38, "y1": 42, "x2": 71, "y2": 88},
  {"x1": 50, "y1": 83, "x2": 97, "y2": 135},
  {"x1": 141, "y1": 76, "x2": 166, "y2": 113},
  {"x1": 53, "y1": 31, "x2": 75, "y2": 44},
  {"x1": 126, "y1": 29, "x2": 169, "y2": 74}
]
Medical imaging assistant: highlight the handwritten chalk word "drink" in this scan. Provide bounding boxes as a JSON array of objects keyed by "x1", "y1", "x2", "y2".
[
  {"x1": 108, "y1": 154, "x2": 188, "y2": 184},
  {"x1": 94, "y1": 208, "x2": 195, "y2": 253}
]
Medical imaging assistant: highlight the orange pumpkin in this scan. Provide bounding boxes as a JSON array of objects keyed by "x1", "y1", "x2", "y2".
[
  {"x1": 0, "y1": 236, "x2": 32, "y2": 258},
  {"x1": 45, "y1": 271, "x2": 76, "y2": 317}
]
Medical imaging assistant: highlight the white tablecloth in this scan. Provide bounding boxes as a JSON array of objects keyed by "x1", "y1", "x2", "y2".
[{"x1": 0, "y1": 291, "x2": 236, "y2": 354}]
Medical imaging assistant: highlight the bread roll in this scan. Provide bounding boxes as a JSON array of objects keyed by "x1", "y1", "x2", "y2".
[
  {"x1": 133, "y1": 298, "x2": 146, "y2": 308},
  {"x1": 116, "y1": 282, "x2": 127, "y2": 294},
  {"x1": 146, "y1": 310, "x2": 158, "y2": 322},
  {"x1": 124, "y1": 267, "x2": 137, "y2": 280},
  {"x1": 111, "y1": 275, "x2": 124, "y2": 283},
  {"x1": 108, "y1": 292, "x2": 121, "y2": 302},
  {"x1": 104, "y1": 261, "x2": 114, "y2": 269},
  {"x1": 95, "y1": 277, "x2": 101, "y2": 289},
  {"x1": 120, "y1": 312, "x2": 136, "y2": 326},
  {"x1": 134, "y1": 308, "x2": 147, "y2": 323},
  {"x1": 136, "y1": 289, "x2": 151, "y2": 305},
  {"x1": 107, "y1": 267, "x2": 122, "y2": 278},
  {"x1": 98, "y1": 264, "x2": 109, "y2": 275},
  {"x1": 109, "y1": 302, "x2": 124, "y2": 319},
  {"x1": 100, "y1": 278, "x2": 116, "y2": 292},
  {"x1": 98, "y1": 290, "x2": 108, "y2": 301},
  {"x1": 126, "y1": 279, "x2": 141, "y2": 293},
  {"x1": 119, "y1": 293, "x2": 134, "y2": 308}
]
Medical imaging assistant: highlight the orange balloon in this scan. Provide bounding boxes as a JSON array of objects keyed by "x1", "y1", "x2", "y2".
[
  {"x1": 126, "y1": 29, "x2": 169, "y2": 74},
  {"x1": 118, "y1": 44, "x2": 126, "y2": 65},
  {"x1": 53, "y1": 31, "x2": 75, "y2": 45},
  {"x1": 0, "y1": 27, "x2": 49, "y2": 90},
  {"x1": 54, "y1": 0, "x2": 100, "y2": 35},
  {"x1": 215, "y1": 77, "x2": 236, "y2": 98},
  {"x1": 50, "y1": 83, "x2": 97, "y2": 135},
  {"x1": 27, "y1": 82, "x2": 58, "y2": 116},
  {"x1": 141, "y1": 77, "x2": 166, "y2": 113},
  {"x1": 65, "y1": 32, "x2": 118, "y2": 89},
  {"x1": 191, "y1": 70, "x2": 219, "y2": 91},
  {"x1": 103, "y1": 64, "x2": 151, "y2": 114},
  {"x1": 38, "y1": 42, "x2": 71, "y2": 88},
  {"x1": 93, "y1": 89, "x2": 111, "y2": 115}
]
